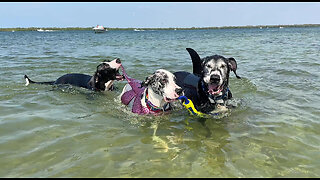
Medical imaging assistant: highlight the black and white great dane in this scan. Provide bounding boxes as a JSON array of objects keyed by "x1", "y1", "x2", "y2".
[
  {"x1": 119, "y1": 65, "x2": 182, "y2": 115},
  {"x1": 24, "y1": 58, "x2": 124, "y2": 91},
  {"x1": 174, "y1": 48, "x2": 241, "y2": 114}
]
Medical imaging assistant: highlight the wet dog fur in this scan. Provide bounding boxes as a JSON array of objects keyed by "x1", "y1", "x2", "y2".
[
  {"x1": 24, "y1": 58, "x2": 124, "y2": 91},
  {"x1": 174, "y1": 48, "x2": 241, "y2": 114},
  {"x1": 120, "y1": 69, "x2": 182, "y2": 114}
]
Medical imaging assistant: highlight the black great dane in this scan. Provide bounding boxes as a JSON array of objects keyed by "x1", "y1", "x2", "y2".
[
  {"x1": 174, "y1": 48, "x2": 241, "y2": 114},
  {"x1": 24, "y1": 58, "x2": 124, "y2": 91}
]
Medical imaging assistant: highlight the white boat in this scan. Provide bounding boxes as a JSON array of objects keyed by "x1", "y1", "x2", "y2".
[
  {"x1": 134, "y1": 29, "x2": 145, "y2": 32},
  {"x1": 37, "y1": 28, "x2": 55, "y2": 32},
  {"x1": 93, "y1": 25, "x2": 107, "y2": 33}
]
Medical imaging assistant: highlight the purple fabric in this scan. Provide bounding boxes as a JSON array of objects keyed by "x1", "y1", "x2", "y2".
[{"x1": 120, "y1": 65, "x2": 151, "y2": 115}]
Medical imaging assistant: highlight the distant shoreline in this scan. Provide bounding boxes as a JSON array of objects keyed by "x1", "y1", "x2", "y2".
[{"x1": 1, "y1": 24, "x2": 320, "y2": 31}]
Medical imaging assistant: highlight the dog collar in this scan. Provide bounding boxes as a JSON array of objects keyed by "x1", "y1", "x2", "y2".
[{"x1": 145, "y1": 89, "x2": 164, "y2": 113}]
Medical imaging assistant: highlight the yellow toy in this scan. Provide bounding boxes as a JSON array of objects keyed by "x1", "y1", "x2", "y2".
[{"x1": 178, "y1": 96, "x2": 206, "y2": 117}]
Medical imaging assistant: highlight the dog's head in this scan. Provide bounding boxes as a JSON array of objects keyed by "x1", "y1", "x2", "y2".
[
  {"x1": 141, "y1": 69, "x2": 182, "y2": 102},
  {"x1": 201, "y1": 55, "x2": 239, "y2": 95},
  {"x1": 186, "y1": 48, "x2": 240, "y2": 96},
  {"x1": 94, "y1": 58, "x2": 124, "y2": 90}
]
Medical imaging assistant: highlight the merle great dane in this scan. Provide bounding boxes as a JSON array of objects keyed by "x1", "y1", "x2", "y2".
[
  {"x1": 174, "y1": 48, "x2": 241, "y2": 114},
  {"x1": 24, "y1": 58, "x2": 124, "y2": 91},
  {"x1": 120, "y1": 65, "x2": 182, "y2": 115}
]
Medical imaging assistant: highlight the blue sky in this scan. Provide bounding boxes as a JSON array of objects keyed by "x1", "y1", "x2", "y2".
[{"x1": 1, "y1": 2, "x2": 320, "y2": 28}]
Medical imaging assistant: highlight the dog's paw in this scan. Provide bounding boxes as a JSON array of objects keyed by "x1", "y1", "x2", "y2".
[
  {"x1": 217, "y1": 104, "x2": 229, "y2": 112},
  {"x1": 210, "y1": 104, "x2": 229, "y2": 114}
]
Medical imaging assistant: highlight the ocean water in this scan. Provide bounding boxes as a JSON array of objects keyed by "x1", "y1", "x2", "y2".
[{"x1": 0, "y1": 27, "x2": 319, "y2": 177}]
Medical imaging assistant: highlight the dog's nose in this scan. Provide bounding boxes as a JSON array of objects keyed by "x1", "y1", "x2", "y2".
[
  {"x1": 210, "y1": 74, "x2": 220, "y2": 83},
  {"x1": 175, "y1": 88, "x2": 183, "y2": 95},
  {"x1": 116, "y1": 58, "x2": 121, "y2": 64}
]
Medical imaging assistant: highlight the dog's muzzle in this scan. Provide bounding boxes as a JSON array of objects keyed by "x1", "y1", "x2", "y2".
[
  {"x1": 207, "y1": 74, "x2": 223, "y2": 95},
  {"x1": 210, "y1": 74, "x2": 220, "y2": 84}
]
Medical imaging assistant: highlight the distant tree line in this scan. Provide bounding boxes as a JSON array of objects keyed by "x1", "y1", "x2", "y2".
[{"x1": 1, "y1": 24, "x2": 320, "y2": 31}]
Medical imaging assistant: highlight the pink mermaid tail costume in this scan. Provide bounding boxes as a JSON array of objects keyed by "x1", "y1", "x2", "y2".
[{"x1": 120, "y1": 65, "x2": 157, "y2": 115}]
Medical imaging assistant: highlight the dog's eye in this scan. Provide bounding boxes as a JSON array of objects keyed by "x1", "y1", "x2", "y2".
[
  {"x1": 161, "y1": 79, "x2": 168, "y2": 84},
  {"x1": 221, "y1": 64, "x2": 226, "y2": 68},
  {"x1": 206, "y1": 64, "x2": 212, "y2": 68}
]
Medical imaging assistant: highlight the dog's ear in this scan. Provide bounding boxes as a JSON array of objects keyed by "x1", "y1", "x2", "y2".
[
  {"x1": 97, "y1": 63, "x2": 110, "y2": 71},
  {"x1": 96, "y1": 63, "x2": 103, "y2": 72},
  {"x1": 94, "y1": 71, "x2": 100, "y2": 83},
  {"x1": 227, "y1": 57, "x2": 241, "y2": 79},
  {"x1": 141, "y1": 73, "x2": 155, "y2": 87},
  {"x1": 94, "y1": 64, "x2": 105, "y2": 82},
  {"x1": 186, "y1": 48, "x2": 202, "y2": 76}
]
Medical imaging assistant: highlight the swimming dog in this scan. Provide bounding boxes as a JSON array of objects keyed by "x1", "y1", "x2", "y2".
[
  {"x1": 120, "y1": 65, "x2": 182, "y2": 115},
  {"x1": 174, "y1": 48, "x2": 241, "y2": 114},
  {"x1": 24, "y1": 58, "x2": 124, "y2": 91}
]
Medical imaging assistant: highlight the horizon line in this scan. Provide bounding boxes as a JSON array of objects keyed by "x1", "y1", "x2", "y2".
[{"x1": 1, "y1": 23, "x2": 320, "y2": 30}]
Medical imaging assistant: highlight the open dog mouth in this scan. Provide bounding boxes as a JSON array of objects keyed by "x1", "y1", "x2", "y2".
[
  {"x1": 116, "y1": 75, "x2": 124, "y2": 81},
  {"x1": 164, "y1": 97, "x2": 176, "y2": 103},
  {"x1": 115, "y1": 71, "x2": 125, "y2": 81},
  {"x1": 208, "y1": 83, "x2": 223, "y2": 95}
]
